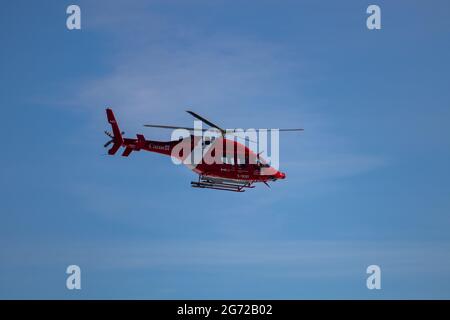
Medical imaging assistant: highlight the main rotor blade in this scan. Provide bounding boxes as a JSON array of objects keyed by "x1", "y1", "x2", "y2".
[
  {"x1": 143, "y1": 124, "x2": 207, "y2": 131},
  {"x1": 277, "y1": 128, "x2": 304, "y2": 131},
  {"x1": 186, "y1": 110, "x2": 226, "y2": 134},
  {"x1": 227, "y1": 128, "x2": 304, "y2": 133},
  {"x1": 225, "y1": 133, "x2": 258, "y2": 144},
  {"x1": 230, "y1": 128, "x2": 304, "y2": 132}
]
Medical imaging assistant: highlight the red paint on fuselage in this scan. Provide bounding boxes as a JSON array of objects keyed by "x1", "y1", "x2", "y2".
[{"x1": 121, "y1": 136, "x2": 285, "y2": 182}]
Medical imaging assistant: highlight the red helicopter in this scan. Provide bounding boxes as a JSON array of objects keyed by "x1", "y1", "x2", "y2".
[{"x1": 104, "y1": 108, "x2": 303, "y2": 192}]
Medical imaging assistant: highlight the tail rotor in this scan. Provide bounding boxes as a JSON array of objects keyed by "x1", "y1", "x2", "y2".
[
  {"x1": 103, "y1": 130, "x2": 124, "y2": 148},
  {"x1": 104, "y1": 108, "x2": 125, "y2": 155}
]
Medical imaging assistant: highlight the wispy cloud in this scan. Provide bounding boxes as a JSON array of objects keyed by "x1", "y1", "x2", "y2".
[
  {"x1": 77, "y1": 38, "x2": 305, "y2": 129},
  {"x1": 285, "y1": 154, "x2": 388, "y2": 184},
  {"x1": 3, "y1": 239, "x2": 450, "y2": 279}
]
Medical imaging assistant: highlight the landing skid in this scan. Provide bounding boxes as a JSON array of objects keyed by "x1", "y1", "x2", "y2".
[{"x1": 191, "y1": 176, "x2": 255, "y2": 192}]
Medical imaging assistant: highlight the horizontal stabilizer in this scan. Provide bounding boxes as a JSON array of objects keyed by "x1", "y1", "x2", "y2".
[{"x1": 122, "y1": 147, "x2": 133, "y2": 157}]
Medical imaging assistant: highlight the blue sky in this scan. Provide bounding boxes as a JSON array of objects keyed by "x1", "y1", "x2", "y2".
[{"x1": 1, "y1": 0, "x2": 450, "y2": 299}]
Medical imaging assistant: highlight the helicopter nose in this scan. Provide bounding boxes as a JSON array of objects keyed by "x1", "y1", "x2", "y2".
[{"x1": 275, "y1": 171, "x2": 286, "y2": 179}]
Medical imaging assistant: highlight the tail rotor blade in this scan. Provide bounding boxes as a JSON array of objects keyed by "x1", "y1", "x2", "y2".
[{"x1": 104, "y1": 140, "x2": 114, "y2": 148}]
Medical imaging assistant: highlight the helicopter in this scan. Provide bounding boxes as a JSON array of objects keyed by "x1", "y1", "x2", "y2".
[{"x1": 104, "y1": 108, "x2": 303, "y2": 192}]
